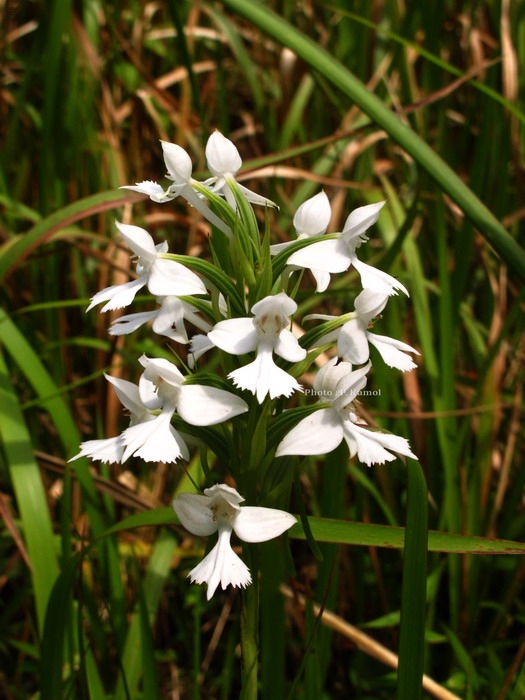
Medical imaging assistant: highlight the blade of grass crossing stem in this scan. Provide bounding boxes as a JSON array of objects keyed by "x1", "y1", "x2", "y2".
[
  {"x1": 396, "y1": 459, "x2": 428, "y2": 700},
  {"x1": 0, "y1": 350, "x2": 60, "y2": 635},
  {"x1": 219, "y1": 0, "x2": 525, "y2": 283}
]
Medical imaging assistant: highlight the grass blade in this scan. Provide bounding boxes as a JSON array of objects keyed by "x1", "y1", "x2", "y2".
[
  {"x1": 397, "y1": 459, "x2": 428, "y2": 699},
  {"x1": 218, "y1": 0, "x2": 525, "y2": 282}
]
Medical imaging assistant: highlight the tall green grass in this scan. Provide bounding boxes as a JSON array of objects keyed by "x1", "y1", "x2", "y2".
[{"x1": 1, "y1": 1, "x2": 524, "y2": 698}]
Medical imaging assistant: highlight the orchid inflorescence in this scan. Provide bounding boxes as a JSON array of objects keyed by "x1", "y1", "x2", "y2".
[{"x1": 72, "y1": 130, "x2": 419, "y2": 599}]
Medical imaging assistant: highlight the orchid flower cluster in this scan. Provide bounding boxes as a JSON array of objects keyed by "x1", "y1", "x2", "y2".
[{"x1": 73, "y1": 130, "x2": 419, "y2": 599}]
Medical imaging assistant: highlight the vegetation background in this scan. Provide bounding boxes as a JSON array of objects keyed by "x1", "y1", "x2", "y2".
[{"x1": 0, "y1": 0, "x2": 524, "y2": 698}]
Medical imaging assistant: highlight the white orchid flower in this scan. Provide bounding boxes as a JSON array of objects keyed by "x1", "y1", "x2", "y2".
[
  {"x1": 173, "y1": 483, "x2": 296, "y2": 599},
  {"x1": 71, "y1": 356, "x2": 248, "y2": 464},
  {"x1": 207, "y1": 292, "x2": 307, "y2": 403},
  {"x1": 203, "y1": 131, "x2": 277, "y2": 210},
  {"x1": 69, "y1": 373, "x2": 160, "y2": 464},
  {"x1": 87, "y1": 222, "x2": 207, "y2": 313},
  {"x1": 308, "y1": 289, "x2": 419, "y2": 371},
  {"x1": 276, "y1": 358, "x2": 417, "y2": 466},
  {"x1": 122, "y1": 141, "x2": 232, "y2": 235},
  {"x1": 109, "y1": 296, "x2": 213, "y2": 343},
  {"x1": 119, "y1": 355, "x2": 249, "y2": 463},
  {"x1": 285, "y1": 201, "x2": 408, "y2": 295},
  {"x1": 270, "y1": 191, "x2": 332, "y2": 292}
]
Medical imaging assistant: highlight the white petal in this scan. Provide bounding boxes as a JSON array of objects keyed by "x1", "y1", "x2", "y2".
[
  {"x1": 286, "y1": 238, "x2": 351, "y2": 273},
  {"x1": 173, "y1": 493, "x2": 217, "y2": 536},
  {"x1": 69, "y1": 436, "x2": 124, "y2": 464},
  {"x1": 234, "y1": 507, "x2": 296, "y2": 542},
  {"x1": 188, "y1": 334, "x2": 215, "y2": 367},
  {"x1": 252, "y1": 291, "x2": 297, "y2": 318},
  {"x1": 354, "y1": 288, "x2": 390, "y2": 319},
  {"x1": 204, "y1": 483, "x2": 244, "y2": 505},
  {"x1": 121, "y1": 412, "x2": 189, "y2": 463},
  {"x1": 148, "y1": 258, "x2": 207, "y2": 296},
  {"x1": 189, "y1": 527, "x2": 251, "y2": 599},
  {"x1": 275, "y1": 408, "x2": 344, "y2": 457},
  {"x1": 86, "y1": 277, "x2": 147, "y2": 312},
  {"x1": 293, "y1": 191, "x2": 331, "y2": 237},
  {"x1": 205, "y1": 131, "x2": 242, "y2": 176},
  {"x1": 342, "y1": 422, "x2": 417, "y2": 465},
  {"x1": 332, "y1": 363, "x2": 371, "y2": 411},
  {"x1": 313, "y1": 357, "x2": 353, "y2": 396},
  {"x1": 351, "y1": 257, "x2": 409, "y2": 296},
  {"x1": 115, "y1": 221, "x2": 158, "y2": 261},
  {"x1": 152, "y1": 296, "x2": 188, "y2": 342},
  {"x1": 274, "y1": 328, "x2": 307, "y2": 363},
  {"x1": 139, "y1": 355, "x2": 185, "y2": 388},
  {"x1": 342, "y1": 201, "x2": 385, "y2": 239},
  {"x1": 228, "y1": 350, "x2": 302, "y2": 403},
  {"x1": 367, "y1": 333, "x2": 419, "y2": 371},
  {"x1": 161, "y1": 141, "x2": 193, "y2": 183},
  {"x1": 108, "y1": 310, "x2": 158, "y2": 336},
  {"x1": 208, "y1": 318, "x2": 258, "y2": 354},
  {"x1": 178, "y1": 384, "x2": 248, "y2": 425},
  {"x1": 310, "y1": 268, "x2": 332, "y2": 293},
  {"x1": 337, "y1": 320, "x2": 370, "y2": 365},
  {"x1": 104, "y1": 374, "x2": 147, "y2": 417}
]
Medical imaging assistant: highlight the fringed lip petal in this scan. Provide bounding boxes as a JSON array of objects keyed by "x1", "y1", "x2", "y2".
[
  {"x1": 342, "y1": 422, "x2": 417, "y2": 466},
  {"x1": 87, "y1": 277, "x2": 146, "y2": 313},
  {"x1": 189, "y1": 527, "x2": 251, "y2": 600},
  {"x1": 367, "y1": 334, "x2": 420, "y2": 371},
  {"x1": 121, "y1": 411, "x2": 189, "y2": 463}
]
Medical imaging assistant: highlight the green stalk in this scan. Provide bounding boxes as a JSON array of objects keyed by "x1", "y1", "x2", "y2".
[
  {"x1": 240, "y1": 544, "x2": 259, "y2": 700},
  {"x1": 397, "y1": 459, "x2": 428, "y2": 700},
  {"x1": 218, "y1": 0, "x2": 525, "y2": 284}
]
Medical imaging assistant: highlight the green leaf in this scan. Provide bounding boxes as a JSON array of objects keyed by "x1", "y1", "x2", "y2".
[
  {"x1": 0, "y1": 350, "x2": 60, "y2": 635},
  {"x1": 98, "y1": 506, "x2": 525, "y2": 555}
]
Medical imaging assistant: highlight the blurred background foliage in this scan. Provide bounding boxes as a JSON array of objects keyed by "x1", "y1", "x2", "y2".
[{"x1": 0, "y1": 0, "x2": 524, "y2": 698}]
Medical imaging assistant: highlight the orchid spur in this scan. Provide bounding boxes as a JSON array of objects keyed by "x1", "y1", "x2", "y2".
[{"x1": 173, "y1": 484, "x2": 296, "y2": 599}]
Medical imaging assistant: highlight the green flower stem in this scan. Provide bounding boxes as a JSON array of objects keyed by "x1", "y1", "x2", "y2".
[
  {"x1": 397, "y1": 459, "x2": 428, "y2": 700},
  {"x1": 240, "y1": 543, "x2": 260, "y2": 700}
]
